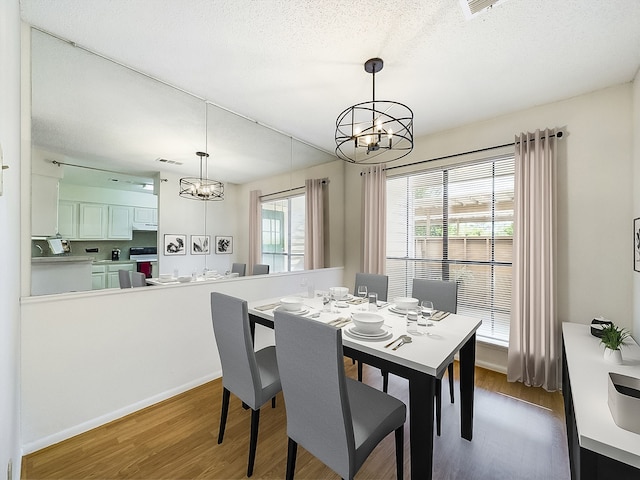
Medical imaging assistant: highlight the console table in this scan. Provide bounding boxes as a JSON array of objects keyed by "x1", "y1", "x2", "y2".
[{"x1": 562, "y1": 322, "x2": 640, "y2": 479}]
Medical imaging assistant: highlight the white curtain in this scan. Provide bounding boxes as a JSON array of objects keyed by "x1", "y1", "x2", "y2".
[
  {"x1": 362, "y1": 164, "x2": 387, "y2": 274},
  {"x1": 248, "y1": 190, "x2": 261, "y2": 274},
  {"x1": 507, "y1": 129, "x2": 559, "y2": 391},
  {"x1": 304, "y1": 179, "x2": 325, "y2": 270}
]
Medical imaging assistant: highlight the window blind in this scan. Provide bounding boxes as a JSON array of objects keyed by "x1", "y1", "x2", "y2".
[{"x1": 386, "y1": 156, "x2": 514, "y2": 343}]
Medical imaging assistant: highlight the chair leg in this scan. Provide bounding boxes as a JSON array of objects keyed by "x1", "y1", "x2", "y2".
[
  {"x1": 272, "y1": 396, "x2": 276, "y2": 408},
  {"x1": 382, "y1": 370, "x2": 389, "y2": 393},
  {"x1": 394, "y1": 426, "x2": 404, "y2": 480},
  {"x1": 357, "y1": 360, "x2": 363, "y2": 382},
  {"x1": 217, "y1": 387, "x2": 230, "y2": 444},
  {"x1": 435, "y1": 378, "x2": 442, "y2": 437},
  {"x1": 285, "y1": 437, "x2": 298, "y2": 480},
  {"x1": 448, "y1": 362, "x2": 455, "y2": 403},
  {"x1": 247, "y1": 408, "x2": 261, "y2": 477}
]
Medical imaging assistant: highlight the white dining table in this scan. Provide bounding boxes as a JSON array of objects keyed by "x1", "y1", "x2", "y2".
[{"x1": 248, "y1": 293, "x2": 481, "y2": 480}]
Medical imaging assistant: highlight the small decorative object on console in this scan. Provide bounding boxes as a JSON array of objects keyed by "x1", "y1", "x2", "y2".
[{"x1": 590, "y1": 318, "x2": 613, "y2": 338}]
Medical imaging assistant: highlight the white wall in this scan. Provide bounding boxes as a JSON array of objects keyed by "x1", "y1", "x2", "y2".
[
  {"x1": 157, "y1": 171, "x2": 240, "y2": 277},
  {"x1": 633, "y1": 68, "x2": 640, "y2": 344},
  {"x1": 20, "y1": 267, "x2": 342, "y2": 453},
  {"x1": 345, "y1": 83, "x2": 634, "y2": 370},
  {"x1": 0, "y1": 2, "x2": 22, "y2": 478}
]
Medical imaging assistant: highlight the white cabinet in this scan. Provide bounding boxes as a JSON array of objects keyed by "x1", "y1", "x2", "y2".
[
  {"x1": 79, "y1": 203, "x2": 107, "y2": 239},
  {"x1": 92, "y1": 262, "x2": 135, "y2": 289},
  {"x1": 91, "y1": 264, "x2": 107, "y2": 290},
  {"x1": 108, "y1": 205, "x2": 133, "y2": 239},
  {"x1": 32, "y1": 174, "x2": 59, "y2": 237},
  {"x1": 107, "y1": 263, "x2": 135, "y2": 288},
  {"x1": 58, "y1": 201, "x2": 79, "y2": 239},
  {"x1": 133, "y1": 207, "x2": 157, "y2": 225}
]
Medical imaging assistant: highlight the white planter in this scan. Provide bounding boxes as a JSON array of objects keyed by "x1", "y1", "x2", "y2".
[{"x1": 603, "y1": 347, "x2": 623, "y2": 365}]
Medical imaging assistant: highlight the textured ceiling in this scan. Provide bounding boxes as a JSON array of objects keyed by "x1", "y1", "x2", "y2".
[{"x1": 20, "y1": 0, "x2": 640, "y2": 185}]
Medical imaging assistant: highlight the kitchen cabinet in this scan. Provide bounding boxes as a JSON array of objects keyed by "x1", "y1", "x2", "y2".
[
  {"x1": 79, "y1": 203, "x2": 107, "y2": 239},
  {"x1": 107, "y1": 263, "x2": 135, "y2": 288},
  {"x1": 108, "y1": 205, "x2": 133, "y2": 239},
  {"x1": 91, "y1": 264, "x2": 107, "y2": 290},
  {"x1": 32, "y1": 174, "x2": 59, "y2": 237},
  {"x1": 58, "y1": 201, "x2": 78, "y2": 239},
  {"x1": 133, "y1": 207, "x2": 157, "y2": 225},
  {"x1": 92, "y1": 262, "x2": 135, "y2": 289}
]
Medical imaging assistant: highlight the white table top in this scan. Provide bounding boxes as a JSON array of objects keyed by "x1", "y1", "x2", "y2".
[
  {"x1": 249, "y1": 293, "x2": 481, "y2": 378},
  {"x1": 563, "y1": 322, "x2": 640, "y2": 468},
  {"x1": 146, "y1": 273, "x2": 237, "y2": 286}
]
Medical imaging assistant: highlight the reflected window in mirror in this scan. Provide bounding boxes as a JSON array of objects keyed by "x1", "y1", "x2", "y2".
[{"x1": 261, "y1": 194, "x2": 305, "y2": 272}]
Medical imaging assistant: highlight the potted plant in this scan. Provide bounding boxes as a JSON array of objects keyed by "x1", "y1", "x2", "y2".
[{"x1": 600, "y1": 323, "x2": 631, "y2": 364}]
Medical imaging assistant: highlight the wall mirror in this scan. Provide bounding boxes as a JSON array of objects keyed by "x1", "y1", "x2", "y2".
[{"x1": 29, "y1": 27, "x2": 336, "y2": 296}]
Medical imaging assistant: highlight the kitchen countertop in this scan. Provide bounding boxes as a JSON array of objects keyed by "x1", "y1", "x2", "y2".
[{"x1": 32, "y1": 256, "x2": 94, "y2": 264}]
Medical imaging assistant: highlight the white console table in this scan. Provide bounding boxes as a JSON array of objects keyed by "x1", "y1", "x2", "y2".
[{"x1": 562, "y1": 322, "x2": 640, "y2": 479}]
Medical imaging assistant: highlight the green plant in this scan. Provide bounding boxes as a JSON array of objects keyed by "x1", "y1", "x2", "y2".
[{"x1": 600, "y1": 324, "x2": 631, "y2": 351}]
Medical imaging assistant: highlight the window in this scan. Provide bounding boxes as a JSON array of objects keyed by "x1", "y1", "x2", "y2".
[
  {"x1": 386, "y1": 156, "x2": 514, "y2": 344},
  {"x1": 261, "y1": 195, "x2": 305, "y2": 273}
]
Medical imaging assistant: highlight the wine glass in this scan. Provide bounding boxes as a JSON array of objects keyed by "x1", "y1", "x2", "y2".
[
  {"x1": 357, "y1": 285, "x2": 368, "y2": 310},
  {"x1": 421, "y1": 300, "x2": 434, "y2": 334}
]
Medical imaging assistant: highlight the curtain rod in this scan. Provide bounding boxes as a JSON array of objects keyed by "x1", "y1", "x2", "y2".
[
  {"x1": 372, "y1": 131, "x2": 564, "y2": 174},
  {"x1": 260, "y1": 179, "x2": 328, "y2": 199}
]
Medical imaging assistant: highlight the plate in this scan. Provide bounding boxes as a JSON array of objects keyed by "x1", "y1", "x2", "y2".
[
  {"x1": 388, "y1": 305, "x2": 409, "y2": 315},
  {"x1": 274, "y1": 305, "x2": 310, "y2": 315},
  {"x1": 344, "y1": 325, "x2": 393, "y2": 342},
  {"x1": 335, "y1": 301, "x2": 350, "y2": 308}
]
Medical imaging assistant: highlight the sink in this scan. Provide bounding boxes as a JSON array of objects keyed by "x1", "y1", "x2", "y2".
[{"x1": 608, "y1": 372, "x2": 640, "y2": 434}]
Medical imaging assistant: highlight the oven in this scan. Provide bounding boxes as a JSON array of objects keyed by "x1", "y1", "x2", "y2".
[{"x1": 129, "y1": 246, "x2": 158, "y2": 278}]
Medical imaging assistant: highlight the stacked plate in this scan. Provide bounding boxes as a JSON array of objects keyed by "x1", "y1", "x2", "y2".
[{"x1": 344, "y1": 324, "x2": 392, "y2": 341}]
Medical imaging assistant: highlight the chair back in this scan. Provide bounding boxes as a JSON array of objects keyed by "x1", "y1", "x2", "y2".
[
  {"x1": 131, "y1": 271, "x2": 146, "y2": 287},
  {"x1": 274, "y1": 311, "x2": 355, "y2": 477},
  {"x1": 118, "y1": 269, "x2": 132, "y2": 288},
  {"x1": 210, "y1": 292, "x2": 261, "y2": 408},
  {"x1": 252, "y1": 264, "x2": 269, "y2": 275},
  {"x1": 411, "y1": 279, "x2": 458, "y2": 313},
  {"x1": 231, "y1": 263, "x2": 246, "y2": 276},
  {"x1": 354, "y1": 272, "x2": 389, "y2": 301}
]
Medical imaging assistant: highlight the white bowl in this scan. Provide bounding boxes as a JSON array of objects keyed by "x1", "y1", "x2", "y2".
[
  {"x1": 351, "y1": 312, "x2": 384, "y2": 334},
  {"x1": 280, "y1": 296, "x2": 304, "y2": 311},
  {"x1": 394, "y1": 297, "x2": 419, "y2": 311},
  {"x1": 177, "y1": 276, "x2": 192, "y2": 283},
  {"x1": 329, "y1": 286, "x2": 349, "y2": 300},
  {"x1": 159, "y1": 273, "x2": 173, "y2": 281}
]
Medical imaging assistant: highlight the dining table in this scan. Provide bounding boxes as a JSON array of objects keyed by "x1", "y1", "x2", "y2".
[{"x1": 248, "y1": 292, "x2": 481, "y2": 480}]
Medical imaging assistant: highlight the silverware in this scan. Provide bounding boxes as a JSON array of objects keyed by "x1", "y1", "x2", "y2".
[
  {"x1": 392, "y1": 336, "x2": 412, "y2": 350},
  {"x1": 384, "y1": 336, "x2": 403, "y2": 348}
]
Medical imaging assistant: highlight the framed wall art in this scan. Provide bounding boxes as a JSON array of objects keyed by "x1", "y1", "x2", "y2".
[
  {"x1": 215, "y1": 236, "x2": 233, "y2": 254},
  {"x1": 634, "y1": 218, "x2": 640, "y2": 272},
  {"x1": 164, "y1": 234, "x2": 186, "y2": 256},
  {"x1": 191, "y1": 235, "x2": 211, "y2": 255}
]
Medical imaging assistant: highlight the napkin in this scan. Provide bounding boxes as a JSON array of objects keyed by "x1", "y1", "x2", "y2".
[{"x1": 255, "y1": 302, "x2": 280, "y2": 311}]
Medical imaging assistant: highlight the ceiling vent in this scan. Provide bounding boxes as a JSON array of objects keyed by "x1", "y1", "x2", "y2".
[
  {"x1": 156, "y1": 158, "x2": 183, "y2": 166},
  {"x1": 459, "y1": 0, "x2": 509, "y2": 19}
]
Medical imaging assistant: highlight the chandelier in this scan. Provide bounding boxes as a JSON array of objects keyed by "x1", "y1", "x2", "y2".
[
  {"x1": 335, "y1": 58, "x2": 414, "y2": 164},
  {"x1": 179, "y1": 151, "x2": 224, "y2": 201}
]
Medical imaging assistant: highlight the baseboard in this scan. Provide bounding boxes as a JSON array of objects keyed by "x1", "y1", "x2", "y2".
[{"x1": 22, "y1": 371, "x2": 221, "y2": 455}]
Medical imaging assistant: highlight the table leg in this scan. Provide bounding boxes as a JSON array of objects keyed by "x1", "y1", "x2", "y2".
[
  {"x1": 409, "y1": 374, "x2": 435, "y2": 480},
  {"x1": 459, "y1": 333, "x2": 476, "y2": 441}
]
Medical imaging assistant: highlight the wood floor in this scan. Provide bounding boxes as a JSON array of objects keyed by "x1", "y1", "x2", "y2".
[{"x1": 22, "y1": 362, "x2": 569, "y2": 480}]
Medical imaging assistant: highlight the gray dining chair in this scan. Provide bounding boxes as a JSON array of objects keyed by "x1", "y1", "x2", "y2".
[
  {"x1": 210, "y1": 292, "x2": 281, "y2": 477},
  {"x1": 118, "y1": 269, "x2": 131, "y2": 288},
  {"x1": 274, "y1": 310, "x2": 406, "y2": 480},
  {"x1": 411, "y1": 278, "x2": 458, "y2": 435},
  {"x1": 353, "y1": 273, "x2": 389, "y2": 382},
  {"x1": 131, "y1": 271, "x2": 147, "y2": 287},
  {"x1": 252, "y1": 264, "x2": 269, "y2": 275},
  {"x1": 231, "y1": 262, "x2": 246, "y2": 276}
]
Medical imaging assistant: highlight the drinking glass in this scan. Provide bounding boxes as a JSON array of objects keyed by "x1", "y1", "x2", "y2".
[
  {"x1": 357, "y1": 285, "x2": 368, "y2": 310},
  {"x1": 421, "y1": 300, "x2": 434, "y2": 335},
  {"x1": 406, "y1": 307, "x2": 420, "y2": 335},
  {"x1": 368, "y1": 292, "x2": 378, "y2": 311}
]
